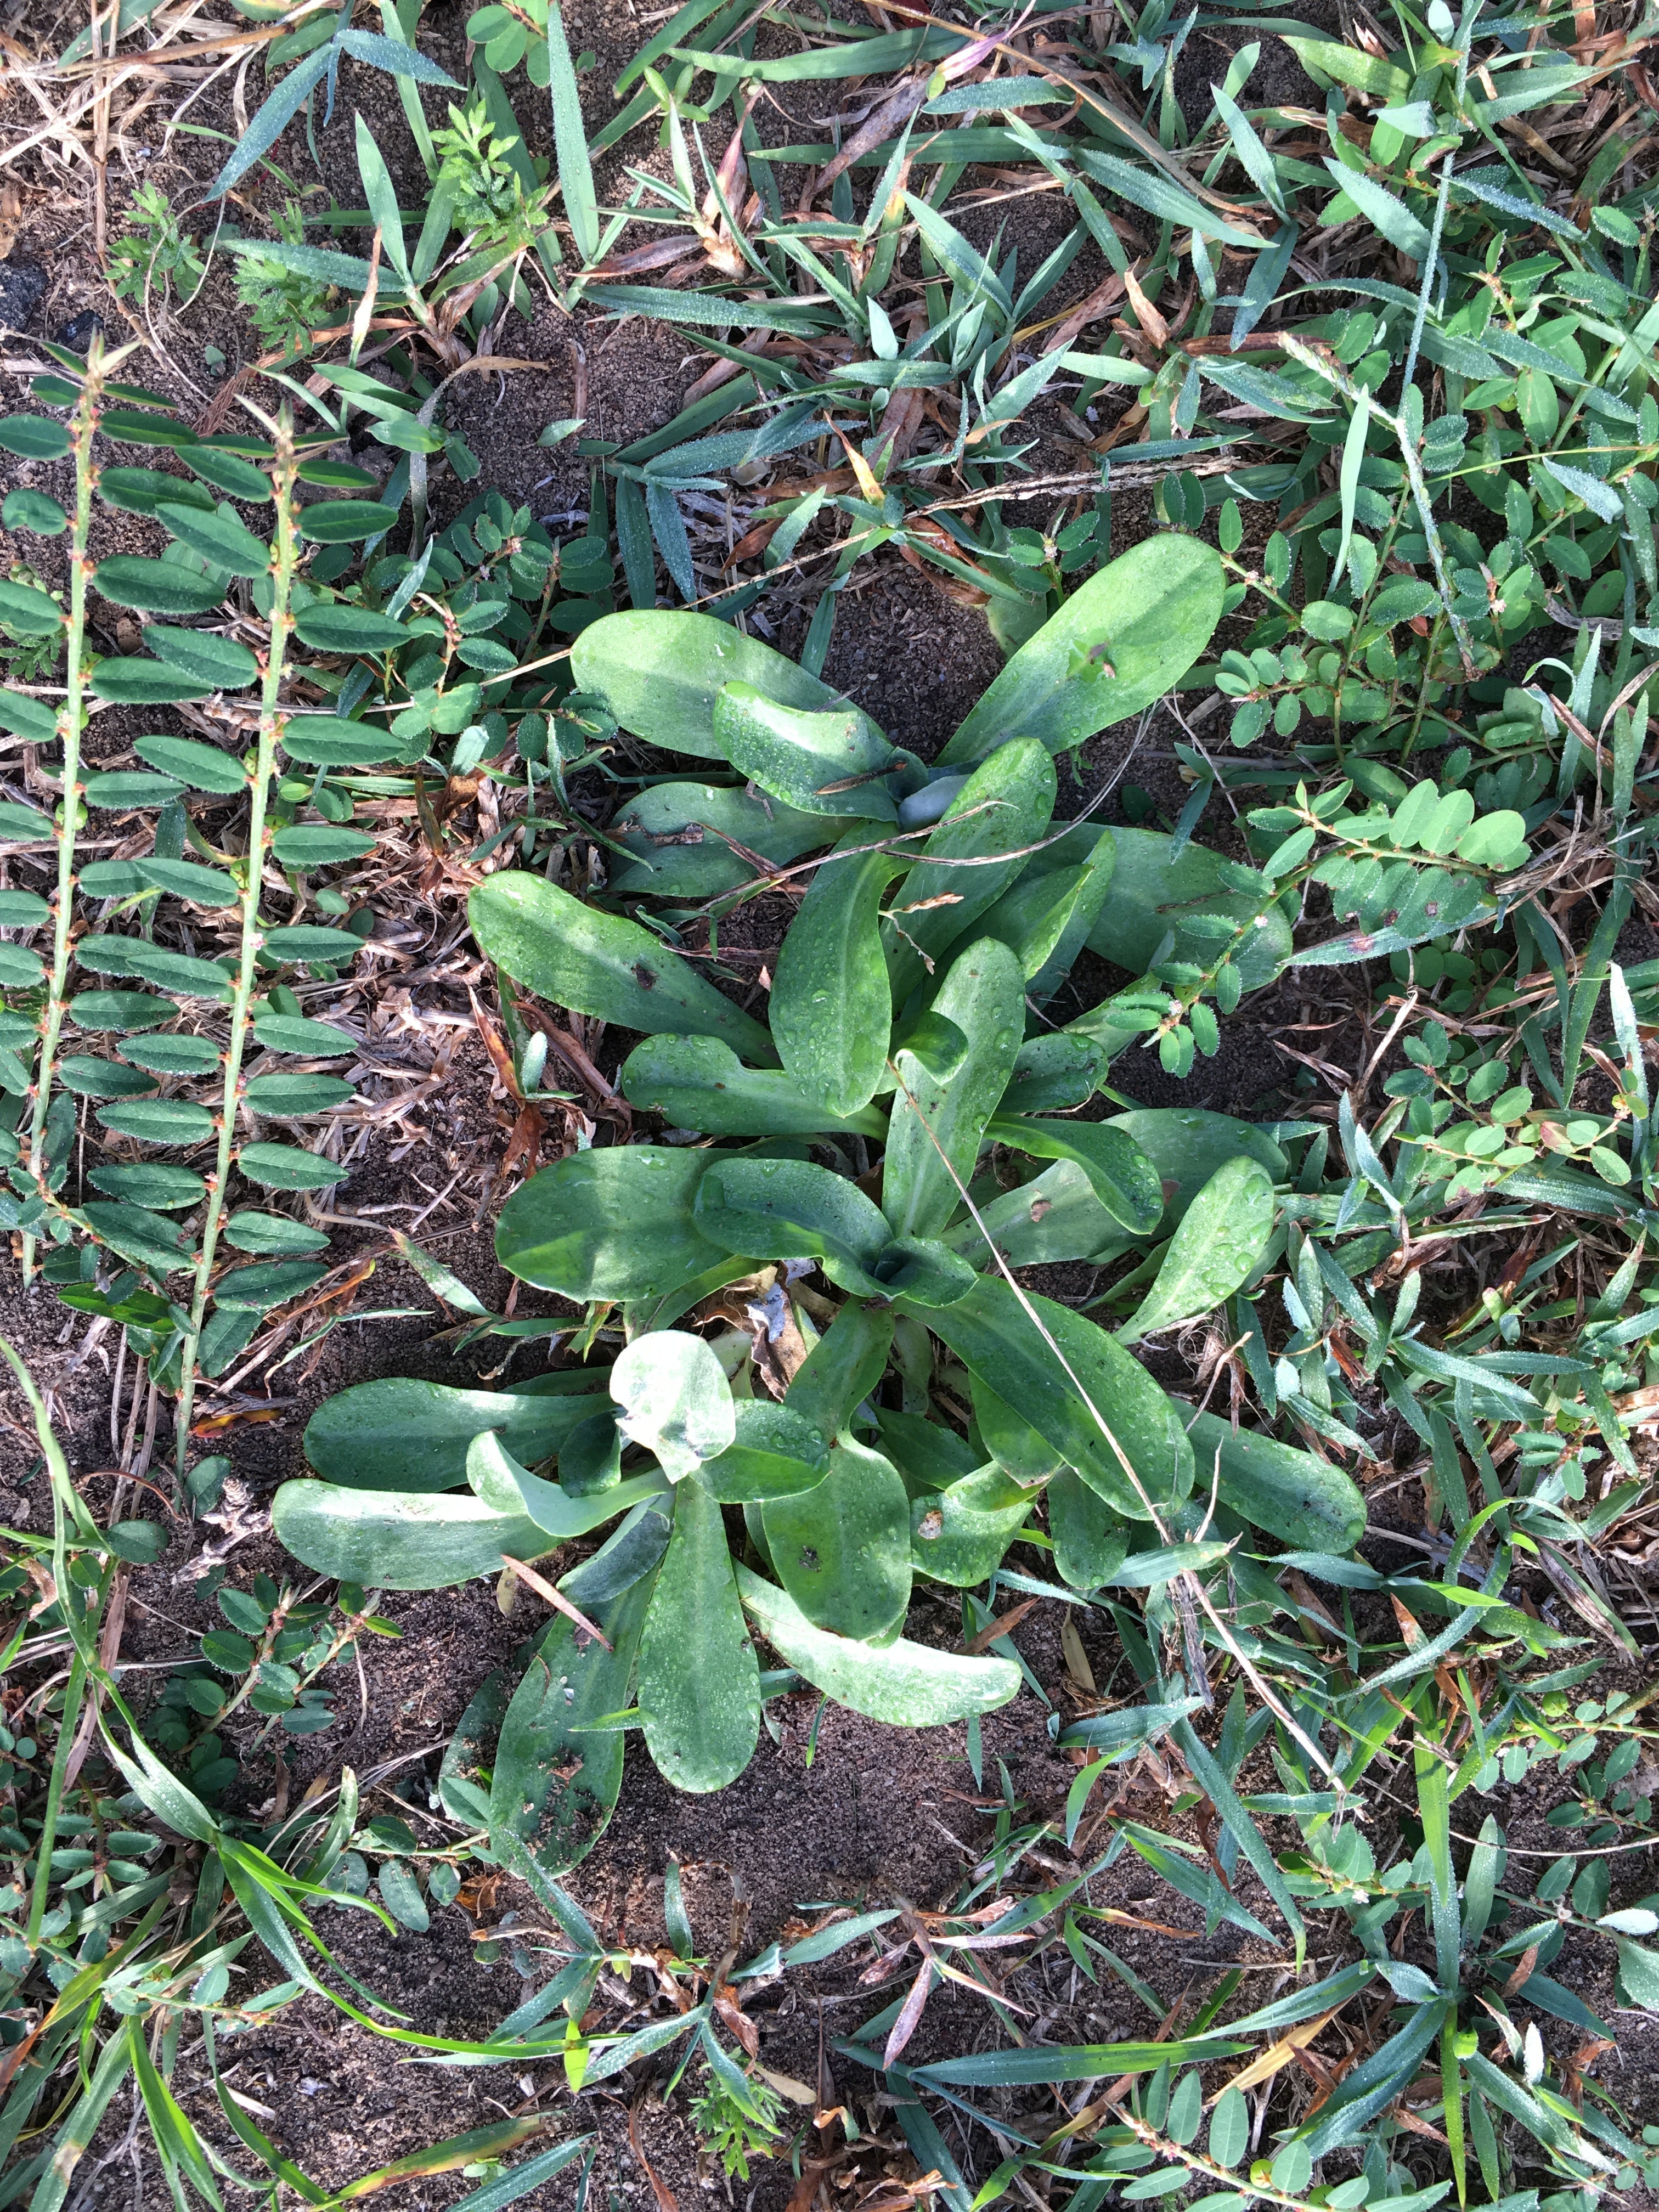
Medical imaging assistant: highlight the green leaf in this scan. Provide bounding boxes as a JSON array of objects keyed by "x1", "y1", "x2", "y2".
[
  {"x1": 97, "y1": 1098, "x2": 216, "y2": 1144},
  {"x1": 1322, "y1": 157, "x2": 1432, "y2": 260},
  {"x1": 1049, "y1": 1469, "x2": 1130, "y2": 1589},
  {"x1": 236, "y1": 1141, "x2": 348, "y2": 1188},
  {"x1": 944, "y1": 1159, "x2": 1127, "y2": 1269},
  {"x1": 1280, "y1": 33, "x2": 1411, "y2": 100},
  {"x1": 910, "y1": 1465, "x2": 1034, "y2": 1587},
  {"x1": 1186, "y1": 1411, "x2": 1364, "y2": 1550},
  {"x1": 158, "y1": 500, "x2": 270, "y2": 578},
  {"x1": 546, "y1": 0, "x2": 599, "y2": 262},
  {"x1": 1101, "y1": 1108, "x2": 1287, "y2": 1226},
  {"x1": 873, "y1": 1236, "x2": 977, "y2": 1307},
  {"x1": 296, "y1": 502, "x2": 404, "y2": 544},
  {"x1": 496, "y1": 1145, "x2": 727, "y2": 1302},
  {"x1": 696, "y1": 1401, "x2": 830, "y2": 1503},
  {"x1": 610, "y1": 780, "x2": 828, "y2": 899},
  {"x1": 490, "y1": 1578, "x2": 648, "y2": 1880},
  {"x1": 272, "y1": 823, "x2": 377, "y2": 866},
  {"x1": 940, "y1": 539, "x2": 1224, "y2": 766},
  {"x1": 639, "y1": 1479, "x2": 759, "y2": 1792},
  {"x1": 0, "y1": 415, "x2": 70, "y2": 460},
  {"x1": 467, "y1": 1434, "x2": 663, "y2": 1543},
  {"x1": 59, "y1": 1054, "x2": 158, "y2": 1099},
  {"x1": 1210, "y1": 2089, "x2": 1248, "y2": 2169},
  {"x1": 884, "y1": 936, "x2": 1024, "y2": 1240},
  {"x1": 1453, "y1": 810, "x2": 1527, "y2": 867},
  {"x1": 99, "y1": 467, "x2": 217, "y2": 520},
  {"x1": 1616, "y1": 1939, "x2": 1659, "y2": 2011},
  {"x1": 1084, "y1": 827, "x2": 1289, "y2": 992},
  {"x1": 186, "y1": 445, "x2": 273, "y2": 501},
  {"x1": 241, "y1": 1071, "x2": 353, "y2": 1113},
  {"x1": 786, "y1": 1300, "x2": 894, "y2": 1440},
  {"x1": 984, "y1": 1116, "x2": 1163, "y2": 1236},
  {"x1": 223, "y1": 1210, "x2": 331, "y2": 1255},
  {"x1": 0, "y1": 697, "x2": 59, "y2": 745},
  {"x1": 93, "y1": 556, "x2": 225, "y2": 618},
  {"x1": 883, "y1": 741, "x2": 1056, "y2": 1007},
  {"x1": 77, "y1": 1200, "x2": 195, "y2": 1276},
  {"x1": 1068, "y1": 151, "x2": 1265, "y2": 246},
  {"x1": 3, "y1": 488, "x2": 68, "y2": 533},
  {"x1": 76, "y1": 935, "x2": 233, "y2": 1000},
  {"x1": 88, "y1": 1163, "x2": 206, "y2": 1211},
  {"x1": 0, "y1": 945, "x2": 45, "y2": 986},
  {"x1": 304, "y1": 1372, "x2": 612, "y2": 1492},
  {"x1": 252, "y1": 1013, "x2": 358, "y2": 1056},
  {"x1": 569, "y1": 608, "x2": 837, "y2": 760},
  {"x1": 0, "y1": 578, "x2": 63, "y2": 634},
  {"x1": 262, "y1": 924, "x2": 366, "y2": 966},
  {"x1": 0, "y1": 797, "x2": 53, "y2": 837},
  {"x1": 104, "y1": 1519, "x2": 170, "y2": 1564},
  {"x1": 88, "y1": 659, "x2": 216, "y2": 706},
  {"x1": 611, "y1": 1329, "x2": 735, "y2": 1480},
  {"x1": 919, "y1": 1277, "x2": 1193, "y2": 1520},
  {"x1": 771, "y1": 828, "x2": 899, "y2": 1116},
  {"x1": 271, "y1": 1481, "x2": 554, "y2": 1589},
  {"x1": 735, "y1": 1564, "x2": 1020, "y2": 1724},
  {"x1": 712, "y1": 684, "x2": 914, "y2": 822},
  {"x1": 1118, "y1": 1156, "x2": 1276, "y2": 1343},
  {"x1": 134, "y1": 856, "x2": 238, "y2": 908},
  {"x1": 82, "y1": 770, "x2": 188, "y2": 809},
  {"x1": 695, "y1": 1154, "x2": 891, "y2": 1295},
  {"x1": 134, "y1": 733, "x2": 247, "y2": 793},
  {"x1": 213, "y1": 1258, "x2": 330, "y2": 1310},
  {"x1": 1369, "y1": 577, "x2": 1438, "y2": 627},
  {"x1": 377, "y1": 1860, "x2": 428, "y2": 1932},
  {"x1": 279, "y1": 716, "x2": 404, "y2": 768},
  {"x1": 620, "y1": 1034, "x2": 887, "y2": 1139},
  {"x1": 761, "y1": 1436, "x2": 912, "y2": 1639},
  {"x1": 469, "y1": 874, "x2": 776, "y2": 1063},
  {"x1": 972, "y1": 862, "x2": 1090, "y2": 983},
  {"x1": 292, "y1": 602, "x2": 414, "y2": 650}
]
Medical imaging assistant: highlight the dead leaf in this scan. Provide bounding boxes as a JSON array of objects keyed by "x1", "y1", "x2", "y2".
[
  {"x1": 963, "y1": 1596, "x2": 1041, "y2": 1655},
  {"x1": 1061, "y1": 1614, "x2": 1097, "y2": 1693},
  {"x1": 882, "y1": 1958, "x2": 935, "y2": 2068},
  {"x1": 1503, "y1": 1943, "x2": 1539, "y2": 1997},
  {"x1": 1210, "y1": 2001, "x2": 1353, "y2": 2102}
]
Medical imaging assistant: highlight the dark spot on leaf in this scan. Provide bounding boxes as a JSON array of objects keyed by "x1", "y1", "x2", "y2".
[
  {"x1": 634, "y1": 961, "x2": 657, "y2": 989},
  {"x1": 799, "y1": 1547, "x2": 819, "y2": 1571}
]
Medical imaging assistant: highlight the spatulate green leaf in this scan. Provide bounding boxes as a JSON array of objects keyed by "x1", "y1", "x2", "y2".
[
  {"x1": 884, "y1": 741, "x2": 1056, "y2": 1007},
  {"x1": 919, "y1": 1277, "x2": 1193, "y2": 1520},
  {"x1": 1118, "y1": 1155, "x2": 1277, "y2": 1343},
  {"x1": 639, "y1": 1478, "x2": 760, "y2": 1792},
  {"x1": 770, "y1": 828, "x2": 900, "y2": 1118},
  {"x1": 884, "y1": 936, "x2": 1024, "y2": 1241},
  {"x1": 570, "y1": 608, "x2": 837, "y2": 760},
  {"x1": 610, "y1": 1329, "x2": 735, "y2": 1479},
  {"x1": 735, "y1": 1564, "x2": 1020, "y2": 1724},
  {"x1": 271, "y1": 1482, "x2": 553, "y2": 1589},
  {"x1": 489, "y1": 1578, "x2": 648, "y2": 1881},
  {"x1": 1185, "y1": 1410, "x2": 1364, "y2": 1550},
  {"x1": 620, "y1": 1034, "x2": 888, "y2": 1139},
  {"x1": 695, "y1": 1154, "x2": 891, "y2": 1295},
  {"x1": 940, "y1": 539, "x2": 1224, "y2": 767},
  {"x1": 304, "y1": 1373, "x2": 613, "y2": 1492},
  {"x1": 761, "y1": 1436, "x2": 912, "y2": 1640},
  {"x1": 469, "y1": 874, "x2": 776, "y2": 1063},
  {"x1": 496, "y1": 1147, "x2": 729, "y2": 1303},
  {"x1": 712, "y1": 683, "x2": 917, "y2": 821}
]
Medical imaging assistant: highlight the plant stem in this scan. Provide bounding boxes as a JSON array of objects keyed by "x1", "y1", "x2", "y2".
[
  {"x1": 21, "y1": 351, "x2": 101, "y2": 1283},
  {"x1": 173, "y1": 411, "x2": 299, "y2": 1466}
]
